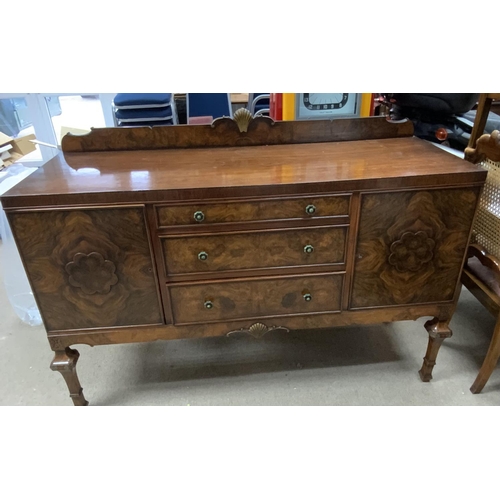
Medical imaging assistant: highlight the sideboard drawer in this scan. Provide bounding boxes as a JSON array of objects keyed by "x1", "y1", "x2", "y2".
[
  {"x1": 170, "y1": 274, "x2": 343, "y2": 324},
  {"x1": 157, "y1": 195, "x2": 350, "y2": 227},
  {"x1": 162, "y1": 226, "x2": 347, "y2": 276}
]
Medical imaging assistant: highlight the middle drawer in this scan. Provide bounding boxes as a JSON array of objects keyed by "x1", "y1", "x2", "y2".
[{"x1": 161, "y1": 226, "x2": 347, "y2": 276}]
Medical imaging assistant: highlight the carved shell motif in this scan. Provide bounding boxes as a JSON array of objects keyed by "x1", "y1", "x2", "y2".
[
  {"x1": 227, "y1": 322, "x2": 289, "y2": 339},
  {"x1": 388, "y1": 231, "x2": 435, "y2": 272},
  {"x1": 65, "y1": 252, "x2": 118, "y2": 295},
  {"x1": 233, "y1": 108, "x2": 253, "y2": 133}
]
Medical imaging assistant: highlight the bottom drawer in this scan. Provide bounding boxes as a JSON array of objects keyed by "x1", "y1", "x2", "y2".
[{"x1": 169, "y1": 274, "x2": 343, "y2": 325}]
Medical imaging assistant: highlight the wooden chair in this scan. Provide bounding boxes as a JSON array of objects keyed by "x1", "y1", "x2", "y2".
[
  {"x1": 467, "y1": 93, "x2": 500, "y2": 149},
  {"x1": 463, "y1": 129, "x2": 500, "y2": 392}
]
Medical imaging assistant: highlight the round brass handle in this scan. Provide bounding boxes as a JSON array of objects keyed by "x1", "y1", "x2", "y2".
[
  {"x1": 304, "y1": 244, "x2": 314, "y2": 254},
  {"x1": 198, "y1": 251, "x2": 208, "y2": 261},
  {"x1": 204, "y1": 300, "x2": 213, "y2": 309},
  {"x1": 194, "y1": 210, "x2": 205, "y2": 222},
  {"x1": 303, "y1": 293, "x2": 312, "y2": 302},
  {"x1": 305, "y1": 204, "x2": 316, "y2": 215}
]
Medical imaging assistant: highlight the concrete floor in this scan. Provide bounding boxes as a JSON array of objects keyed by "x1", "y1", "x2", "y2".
[{"x1": 1, "y1": 240, "x2": 499, "y2": 406}]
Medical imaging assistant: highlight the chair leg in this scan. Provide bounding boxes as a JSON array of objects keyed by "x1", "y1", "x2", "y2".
[{"x1": 470, "y1": 315, "x2": 500, "y2": 394}]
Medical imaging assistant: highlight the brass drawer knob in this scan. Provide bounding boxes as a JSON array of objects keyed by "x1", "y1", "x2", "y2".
[
  {"x1": 305, "y1": 204, "x2": 316, "y2": 215},
  {"x1": 303, "y1": 293, "x2": 313, "y2": 302},
  {"x1": 198, "y1": 251, "x2": 208, "y2": 261},
  {"x1": 304, "y1": 244, "x2": 314, "y2": 254},
  {"x1": 204, "y1": 300, "x2": 214, "y2": 309},
  {"x1": 194, "y1": 210, "x2": 205, "y2": 222}
]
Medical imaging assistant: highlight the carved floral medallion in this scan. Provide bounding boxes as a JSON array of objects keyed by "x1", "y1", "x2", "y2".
[
  {"x1": 388, "y1": 231, "x2": 436, "y2": 272},
  {"x1": 65, "y1": 252, "x2": 118, "y2": 295}
]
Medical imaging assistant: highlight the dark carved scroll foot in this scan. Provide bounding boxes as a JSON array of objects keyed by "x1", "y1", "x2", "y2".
[
  {"x1": 419, "y1": 318, "x2": 452, "y2": 382},
  {"x1": 50, "y1": 348, "x2": 89, "y2": 406}
]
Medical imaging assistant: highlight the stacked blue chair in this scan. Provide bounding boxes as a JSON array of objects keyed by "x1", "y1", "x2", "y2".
[
  {"x1": 186, "y1": 93, "x2": 233, "y2": 124},
  {"x1": 248, "y1": 93, "x2": 270, "y2": 117},
  {"x1": 113, "y1": 93, "x2": 178, "y2": 127}
]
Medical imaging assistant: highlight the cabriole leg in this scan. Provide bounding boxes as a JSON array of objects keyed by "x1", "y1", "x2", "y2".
[
  {"x1": 50, "y1": 348, "x2": 89, "y2": 406},
  {"x1": 419, "y1": 318, "x2": 452, "y2": 382}
]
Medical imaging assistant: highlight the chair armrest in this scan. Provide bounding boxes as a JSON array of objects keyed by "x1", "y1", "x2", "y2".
[
  {"x1": 467, "y1": 243, "x2": 500, "y2": 280},
  {"x1": 465, "y1": 130, "x2": 500, "y2": 163}
]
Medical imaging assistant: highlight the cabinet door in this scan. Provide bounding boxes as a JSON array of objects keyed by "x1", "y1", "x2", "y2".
[
  {"x1": 10, "y1": 207, "x2": 162, "y2": 331},
  {"x1": 350, "y1": 188, "x2": 479, "y2": 308}
]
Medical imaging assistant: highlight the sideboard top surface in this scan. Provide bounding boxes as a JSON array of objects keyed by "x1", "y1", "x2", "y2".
[{"x1": 1, "y1": 136, "x2": 486, "y2": 208}]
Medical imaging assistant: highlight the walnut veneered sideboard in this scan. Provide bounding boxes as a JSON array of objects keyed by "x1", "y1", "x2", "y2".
[{"x1": 1, "y1": 114, "x2": 487, "y2": 405}]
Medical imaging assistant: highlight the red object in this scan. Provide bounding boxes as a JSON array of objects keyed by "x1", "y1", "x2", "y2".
[
  {"x1": 188, "y1": 116, "x2": 213, "y2": 125},
  {"x1": 270, "y1": 93, "x2": 282, "y2": 121},
  {"x1": 435, "y1": 128, "x2": 448, "y2": 141}
]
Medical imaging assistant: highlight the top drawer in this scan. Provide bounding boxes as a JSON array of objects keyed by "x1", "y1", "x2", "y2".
[{"x1": 156, "y1": 195, "x2": 350, "y2": 228}]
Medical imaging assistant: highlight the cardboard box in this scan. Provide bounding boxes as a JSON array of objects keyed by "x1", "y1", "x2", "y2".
[
  {"x1": 30, "y1": 127, "x2": 91, "y2": 154},
  {"x1": 0, "y1": 131, "x2": 37, "y2": 169}
]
